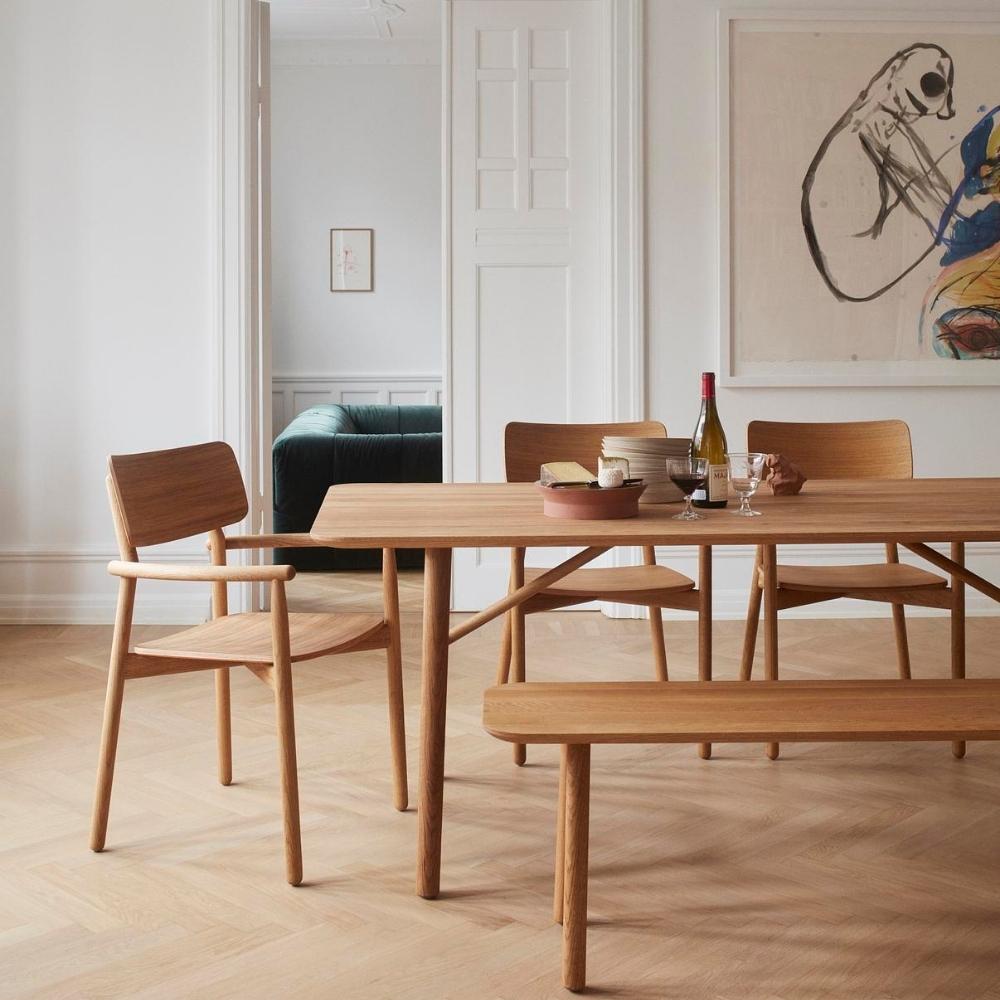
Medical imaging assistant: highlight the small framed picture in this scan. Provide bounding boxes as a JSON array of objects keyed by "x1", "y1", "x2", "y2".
[{"x1": 330, "y1": 228, "x2": 374, "y2": 292}]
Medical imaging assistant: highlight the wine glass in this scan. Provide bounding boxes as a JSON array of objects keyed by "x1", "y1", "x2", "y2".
[
  {"x1": 666, "y1": 457, "x2": 709, "y2": 521},
  {"x1": 726, "y1": 452, "x2": 766, "y2": 517}
]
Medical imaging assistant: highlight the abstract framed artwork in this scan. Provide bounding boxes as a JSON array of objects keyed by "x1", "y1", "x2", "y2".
[
  {"x1": 719, "y1": 11, "x2": 1000, "y2": 386},
  {"x1": 330, "y1": 228, "x2": 374, "y2": 292}
]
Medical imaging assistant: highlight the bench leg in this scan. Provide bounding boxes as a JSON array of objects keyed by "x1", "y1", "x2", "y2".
[
  {"x1": 562, "y1": 744, "x2": 591, "y2": 992},
  {"x1": 951, "y1": 541, "x2": 967, "y2": 760},
  {"x1": 763, "y1": 544, "x2": 780, "y2": 761},
  {"x1": 554, "y1": 745, "x2": 567, "y2": 924}
]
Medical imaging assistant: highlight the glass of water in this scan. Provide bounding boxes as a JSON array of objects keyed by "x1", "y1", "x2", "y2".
[{"x1": 726, "y1": 452, "x2": 766, "y2": 517}]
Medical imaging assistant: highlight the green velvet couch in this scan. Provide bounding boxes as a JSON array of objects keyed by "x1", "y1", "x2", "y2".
[{"x1": 272, "y1": 403, "x2": 442, "y2": 570}]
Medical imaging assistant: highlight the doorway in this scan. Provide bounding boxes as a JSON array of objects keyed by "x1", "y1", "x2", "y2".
[{"x1": 223, "y1": 0, "x2": 644, "y2": 613}]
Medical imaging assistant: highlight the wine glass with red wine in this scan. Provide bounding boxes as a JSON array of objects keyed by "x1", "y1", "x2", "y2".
[{"x1": 666, "y1": 457, "x2": 709, "y2": 521}]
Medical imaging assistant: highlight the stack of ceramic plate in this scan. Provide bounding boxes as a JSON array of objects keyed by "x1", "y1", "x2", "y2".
[{"x1": 602, "y1": 437, "x2": 693, "y2": 503}]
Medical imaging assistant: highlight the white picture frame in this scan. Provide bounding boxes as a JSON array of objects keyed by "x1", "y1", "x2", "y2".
[
  {"x1": 719, "y1": 10, "x2": 1000, "y2": 386},
  {"x1": 330, "y1": 228, "x2": 374, "y2": 292}
]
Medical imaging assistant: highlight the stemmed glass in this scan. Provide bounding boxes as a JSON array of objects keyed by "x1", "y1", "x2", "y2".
[
  {"x1": 726, "y1": 452, "x2": 766, "y2": 517},
  {"x1": 666, "y1": 457, "x2": 709, "y2": 521}
]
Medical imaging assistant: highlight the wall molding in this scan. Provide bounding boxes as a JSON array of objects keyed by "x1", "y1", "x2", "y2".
[{"x1": 272, "y1": 371, "x2": 443, "y2": 437}]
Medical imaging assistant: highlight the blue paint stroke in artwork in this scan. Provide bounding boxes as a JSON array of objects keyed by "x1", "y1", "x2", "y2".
[{"x1": 934, "y1": 105, "x2": 1000, "y2": 263}]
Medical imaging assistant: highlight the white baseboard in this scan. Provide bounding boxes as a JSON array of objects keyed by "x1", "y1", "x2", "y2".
[
  {"x1": 0, "y1": 593, "x2": 211, "y2": 626},
  {"x1": 0, "y1": 546, "x2": 211, "y2": 625},
  {"x1": 272, "y1": 372, "x2": 443, "y2": 438}
]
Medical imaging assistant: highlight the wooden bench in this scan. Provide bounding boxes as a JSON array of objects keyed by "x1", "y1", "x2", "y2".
[{"x1": 482, "y1": 679, "x2": 1000, "y2": 992}]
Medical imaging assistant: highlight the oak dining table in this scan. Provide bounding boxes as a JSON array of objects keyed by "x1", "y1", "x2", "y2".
[{"x1": 310, "y1": 478, "x2": 1000, "y2": 899}]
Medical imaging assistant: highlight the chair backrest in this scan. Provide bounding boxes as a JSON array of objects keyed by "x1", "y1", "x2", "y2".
[
  {"x1": 504, "y1": 421, "x2": 667, "y2": 483},
  {"x1": 107, "y1": 442, "x2": 249, "y2": 550},
  {"x1": 747, "y1": 420, "x2": 913, "y2": 480}
]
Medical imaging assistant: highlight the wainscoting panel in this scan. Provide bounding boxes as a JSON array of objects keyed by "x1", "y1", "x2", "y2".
[{"x1": 271, "y1": 373, "x2": 443, "y2": 438}]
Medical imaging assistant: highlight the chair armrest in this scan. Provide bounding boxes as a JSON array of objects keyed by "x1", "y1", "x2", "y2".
[
  {"x1": 220, "y1": 533, "x2": 319, "y2": 551},
  {"x1": 107, "y1": 561, "x2": 295, "y2": 583}
]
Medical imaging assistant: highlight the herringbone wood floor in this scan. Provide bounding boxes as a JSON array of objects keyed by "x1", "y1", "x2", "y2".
[{"x1": 2, "y1": 571, "x2": 999, "y2": 999}]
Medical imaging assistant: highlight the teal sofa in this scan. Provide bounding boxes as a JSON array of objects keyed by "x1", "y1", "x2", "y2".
[{"x1": 272, "y1": 403, "x2": 442, "y2": 570}]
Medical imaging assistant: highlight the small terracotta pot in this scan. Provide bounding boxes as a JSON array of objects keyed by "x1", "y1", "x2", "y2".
[{"x1": 536, "y1": 482, "x2": 646, "y2": 519}]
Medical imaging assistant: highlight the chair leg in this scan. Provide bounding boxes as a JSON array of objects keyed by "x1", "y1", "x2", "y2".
[
  {"x1": 208, "y1": 533, "x2": 233, "y2": 785},
  {"x1": 763, "y1": 545, "x2": 780, "y2": 761},
  {"x1": 562, "y1": 744, "x2": 591, "y2": 993},
  {"x1": 554, "y1": 745, "x2": 567, "y2": 924},
  {"x1": 642, "y1": 546, "x2": 669, "y2": 681},
  {"x1": 951, "y1": 541, "x2": 967, "y2": 759},
  {"x1": 740, "y1": 546, "x2": 763, "y2": 681},
  {"x1": 496, "y1": 611, "x2": 512, "y2": 686},
  {"x1": 648, "y1": 608, "x2": 668, "y2": 682},
  {"x1": 90, "y1": 578, "x2": 134, "y2": 853},
  {"x1": 90, "y1": 670, "x2": 127, "y2": 853},
  {"x1": 890, "y1": 606, "x2": 912, "y2": 680},
  {"x1": 385, "y1": 646, "x2": 408, "y2": 812},
  {"x1": 511, "y1": 606, "x2": 527, "y2": 766},
  {"x1": 215, "y1": 668, "x2": 233, "y2": 786},
  {"x1": 383, "y1": 549, "x2": 408, "y2": 811},
  {"x1": 885, "y1": 544, "x2": 912, "y2": 681},
  {"x1": 271, "y1": 583, "x2": 303, "y2": 886},
  {"x1": 510, "y1": 548, "x2": 527, "y2": 767}
]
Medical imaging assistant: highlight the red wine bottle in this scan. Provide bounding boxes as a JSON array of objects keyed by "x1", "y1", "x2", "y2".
[{"x1": 691, "y1": 372, "x2": 728, "y2": 509}]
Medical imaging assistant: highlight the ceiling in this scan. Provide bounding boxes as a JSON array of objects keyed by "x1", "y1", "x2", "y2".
[{"x1": 267, "y1": 0, "x2": 440, "y2": 42}]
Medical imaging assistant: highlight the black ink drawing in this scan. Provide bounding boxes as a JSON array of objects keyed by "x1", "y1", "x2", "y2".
[{"x1": 801, "y1": 42, "x2": 1000, "y2": 359}]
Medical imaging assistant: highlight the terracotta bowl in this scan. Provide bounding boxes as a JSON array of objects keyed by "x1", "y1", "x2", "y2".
[{"x1": 536, "y1": 482, "x2": 646, "y2": 520}]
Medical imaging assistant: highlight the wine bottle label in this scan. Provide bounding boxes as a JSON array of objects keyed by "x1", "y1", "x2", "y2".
[
  {"x1": 708, "y1": 465, "x2": 729, "y2": 503},
  {"x1": 692, "y1": 487, "x2": 707, "y2": 501}
]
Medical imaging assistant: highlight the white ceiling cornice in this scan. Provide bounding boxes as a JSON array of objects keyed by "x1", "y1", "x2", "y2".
[{"x1": 267, "y1": 0, "x2": 439, "y2": 44}]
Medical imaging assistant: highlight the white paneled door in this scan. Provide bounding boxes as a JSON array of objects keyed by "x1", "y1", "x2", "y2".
[{"x1": 447, "y1": 0, "x2": 617, "y2": 609}]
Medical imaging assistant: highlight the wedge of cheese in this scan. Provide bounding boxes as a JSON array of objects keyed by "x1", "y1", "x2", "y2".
[{"x1": 539, "y1": 461, "x2": 596, "y2": 486}]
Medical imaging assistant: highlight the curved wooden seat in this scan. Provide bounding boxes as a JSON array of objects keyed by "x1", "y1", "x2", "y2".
[
  {"x1": 768, "y1": 562, "x2": 946, "y2": 593},
  {"x1": 526, "y1": 564, "x2": 694, "y2": 600},
  {"x1": 135, "y1": 612, "x2": 388, "y2": 664},
  {"x1": 94, "y1": 442, "x2": 410, "y2": 888}
]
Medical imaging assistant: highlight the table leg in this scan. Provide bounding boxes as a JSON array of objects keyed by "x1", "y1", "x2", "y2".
[
  {"x1": 763, "y1": 544, "x2": 779, "y2": 761},
  {"x1": 951, "y1": 541, "x2": 966, "y2": 760},
  {"x1": 698, "y1": 545, "x2": 712, "y2": 760},
  {"x1": 417, "y1": 547, "x2": 453, "y2": 899}
]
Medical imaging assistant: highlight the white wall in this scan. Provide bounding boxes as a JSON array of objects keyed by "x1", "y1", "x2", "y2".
[
  {"x1": 270, "y1": 50, "x2": 441, "y2": 434},
  {"x1": 645, "y1": 0, "x2": 1000, "y2": 619},
  {"x1": 0, "y1": 0, "x2": 219, "y2": 623}
]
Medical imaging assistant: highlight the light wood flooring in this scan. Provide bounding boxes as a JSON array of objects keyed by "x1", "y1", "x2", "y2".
[{"x1": 2, "y1": 571, "x2": 1000, "y2": 999}]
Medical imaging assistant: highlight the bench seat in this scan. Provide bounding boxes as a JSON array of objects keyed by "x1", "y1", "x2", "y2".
[{"x1": 483, "y1": 679, "x2": 1000, "y2": 745}]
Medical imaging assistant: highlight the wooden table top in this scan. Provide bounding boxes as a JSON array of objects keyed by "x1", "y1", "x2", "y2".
[{"x1": 310, "y1": 478, "x2": 1000, "y2": 549}]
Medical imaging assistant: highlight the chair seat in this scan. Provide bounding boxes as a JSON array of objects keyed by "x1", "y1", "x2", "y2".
[
  {"x1": 135, "y1": 612, "x2": 388, "y2": 664},
  {"x1": 526, "y1": 564, "x2": 695, "y2": 599},
  {"x1": 766, "y1": 562, "x2": 947, "y2": 593}
]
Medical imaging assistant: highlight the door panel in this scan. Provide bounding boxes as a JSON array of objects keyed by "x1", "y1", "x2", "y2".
[{"x1": 448, "y1": 0, "x2": 610, "y2": 609}]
